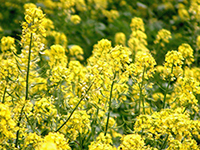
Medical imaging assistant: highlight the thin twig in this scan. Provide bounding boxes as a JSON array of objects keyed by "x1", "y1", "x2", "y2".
[{"x1": 55, "y1": 80, "x2": 95, "y2": 132}]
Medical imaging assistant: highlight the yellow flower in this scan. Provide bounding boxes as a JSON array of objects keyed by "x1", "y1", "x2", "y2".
[
  {"x1": 196, "y1": 35, "x2": 200, "y2": 49},
  {"x1": 34, "y1": 97, "x2": 57, "y2": 116},
  {"x1": 189, "y1": 0, "x2": 200, "y2": 20},
  {"x1": 130, "y1": 17, "x2": 145, "y2": 32},
  {"x1": 38, "y1": 141, "x2": 57, "y2": 150},
  {"x1": 170, "y1": 76, "x2": 200, "y2": 113},
  {"x1": 45, "y1": 44, "x2": 68, "y2": 68},
  {"x1": 70, "y1": 15, "x2": 81, "y2": 24},
  {"x1": 23, "y1": 3, "x2": 37, "y2": 10},
  {"x1": 164, "y1": 50, "x2": 183, "y2": 69},
  {"x1": 178, "y1": 43, "x2": 194, "y2": 65},
  {"x1": 178, "y1": 8, "x2": 190, "y2": 21},
  {"x1": 93, "y1": 0, "x2": 107, "y2": 10},
  {"x1": 130, "y1": 51, "x2": 156, "y2": 82},
  {"x1": 75, "y1": 0, "x2": 87, "y2": 11},
  {"x1": 115, "y1": 32, "x2": 126, "y2": 46},
  {"x1": 1, "y1": 36, "x2": 16, "y2": 54},
  {"x1": 154, "y1": 29, "x2": 172, "y2": 47},
  {"x1": 41, "y1": 18, "x2": 54, "y2": 31},
  {"x1": 163, "y1": 50, "x2": 184, "y2": 81},
  {"x1": 19, "y1": 5, "x2": 46, "y2": 77},
  {"x1": 36, "y1": 132, "x2": 71, "y2": 150},
  {"x1": 69, "y1": 45, "x2": 84, "y2": 60},
  {"x1": 119, "y1": 133, "x2": 147, "y2": 150},
  {"x1": 102, "y1": 9, "x2": 119, "y2": 22},
  {"x1": 88, "y1": 132, "x2": 116, "y2": 150},
  {"x1": 0, "y1": 103, "x2": 16, "y2": 147},
  {"x1": 134, "y1": 108, "x2": 200, "y2": 149},
  {"x1": 46, "y1": 31, "x2": 68, "y2": 48},
  {"x1": 24, "y1": 132, "x2": 42, "y2": 149}
]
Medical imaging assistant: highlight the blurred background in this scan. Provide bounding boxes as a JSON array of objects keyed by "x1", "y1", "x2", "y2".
[{"x1": 0, "y1": 0, "x2": 200, "y2": 66}]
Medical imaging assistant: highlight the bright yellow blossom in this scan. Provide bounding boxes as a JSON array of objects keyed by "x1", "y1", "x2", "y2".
[
  {"x1": 115, "y1": 32, "x2": 126, "y2": 46},
  {"x1": 70, "y1": 15, "x2": 81, "y2": 24},
  {"x1": 154, "y1": 29, "x2": 172, "y2": 47},
  {"x1": 178, "y1": 43, "x2": 194, "y2": 65}
]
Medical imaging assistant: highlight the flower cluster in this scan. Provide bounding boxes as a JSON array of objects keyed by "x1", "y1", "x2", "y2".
[
  {"x1": 36, "y1": 132, "x2": 71, "y2": 150},
  {"x1": 178, "y1": 43, "x2": 194, "y2": 65},
  {"x1": 134, "y1": 108, "x2": 200, "y2": 149},
  {"x1": 115, "y1": 32, "x2": 126, "y2": 46},
  {"x1": 0, "y1": 36, "x2": 17, "y2": 56},
  {"x1": 170, "y1": 76, "x2": 200, "y2": 113},
  {"x1": 0, "y1": 103, "x2": 16, "y2": 148},
  {"x1": 88, "y1": 133, "x2": 116, "y2": 150},
  {"x1": 119, "y1": 133, "x2": 155, "y2": 150},
  {"x1": 69, "y1": 45, "x2": 84, "y2": 60},
  {"x1": 70, "y1": 15, "x2": 81, "y2": 24},
  {"x1": 128, "y1": 17, "x2": 148, "y2": 54},
  {"x1": 154, "y1": 29, "x2": 172, "y2": 47},
  {"x1": 1, "y1": 1, "x2": 200, "y2": 150},
  {"x1": 162, "y1": 50, "x2": 184, "y2": 81}
]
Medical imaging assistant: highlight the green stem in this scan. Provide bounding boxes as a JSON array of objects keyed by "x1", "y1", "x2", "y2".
[
  {"x1": 15, "y1": 104, "x2": 25, "y2": 148},
  {"x1": 55, "y1": 80, "x2": 94, "y2": 132},
  {"x1": 182, "y1": 105, "x2": 190, "y2": 113},
  {"x1": 138, "y1": 66, "x2": 146, "y2": 115},
  {"x1": 159, "y1": 134, "x2": 169, "y2": 150},
  {"x1": 85, "y1": 100, "x2": 100, "y2": 144},
  {"x1": 92, "y1": 103, "x2": 99, "y2": 139},
  {"x1": 78, "y1": 132, "x2": 83, "y2": 150},
  {"x1": 104, "y1": 72, "x2": 116, "y2": 136},
  {"x1": 138, "y1": 86, "x2": 141, "y2": 115},
  {"x1": 25, "y1": 33, "x2": 33, "y2": 100},
  {"x1": 163, "y1": 66, "x2": 173, "y2": 109},
  {"x1": 2, "y1": 86, "x2": 7, "y2": 103},
  {"x1": 15, "y1": 33, "x2": 33, "y2": 148},
  {"x1": 163, "y1": 81, "x2": 170, "y2": 109},
  {"x1": 24, "y1": 112, "x2": 35, "y2": 132}
]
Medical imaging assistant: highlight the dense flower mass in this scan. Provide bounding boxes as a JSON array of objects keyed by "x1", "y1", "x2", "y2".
[
  {"x1": 0, "y1": 1, "x2": 200, "y2": 150},
  {"x1": 0, "y1": 36, "x2": 16, "y2": 54},
  {"x1": 0, "y1": 103, "x2": 16, "y2": 148}
]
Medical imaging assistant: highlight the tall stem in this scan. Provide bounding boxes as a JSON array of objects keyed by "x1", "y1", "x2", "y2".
[
  {"x1": 163, "y1": 80, "x2": 170, "y2": 109},
  {"x1": 15, "y1": 33, "x2": 33, "y2": 148},
  {"x1": 159, "y1": 134, "x2": 169, "y2": 150},
  {"x1": 104, "y1": 72, "x2": 116, "y2": 136},
  {"x1": 163, "y1": 66, "x2": 173, "y2": 109},
  {"x1": 138, "y1": 66, "x2": 146, "y2": 115},
  {"x1": 25, "y1": 33, "x2": 33, "y2": 100}
]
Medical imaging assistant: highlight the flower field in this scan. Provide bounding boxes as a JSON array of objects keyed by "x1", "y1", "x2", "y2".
[{"x1": 1, "y1": 0, "x2": 200, "y2": 149}]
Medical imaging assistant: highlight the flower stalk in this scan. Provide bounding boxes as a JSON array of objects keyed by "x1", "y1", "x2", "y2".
[
  {"x1": 163, "y1": 65, "x2": 173, "y2": 109},
  {"x1": 15, "y1": 32, "x2": 33, "y2": 148},
  {"x1": 104, "y1": 72, "x2": 116, "y2": 136}
]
